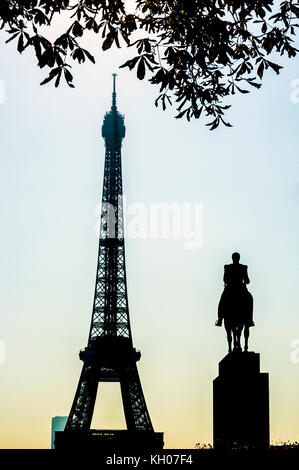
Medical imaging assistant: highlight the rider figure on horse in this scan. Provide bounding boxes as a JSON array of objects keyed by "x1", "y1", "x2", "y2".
[
  {"x1": 216, "y1": 253, "x2": 254, "y2": 352},
  {"x1": 216, "y1": 252, "x2": 255, "y2": 327}
]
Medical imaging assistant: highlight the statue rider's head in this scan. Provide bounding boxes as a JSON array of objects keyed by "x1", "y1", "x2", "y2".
[{"x1": 232, "y1": 252, "x2": 240, "y2": 264}]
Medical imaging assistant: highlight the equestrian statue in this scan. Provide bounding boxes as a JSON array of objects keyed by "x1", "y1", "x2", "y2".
[{"x1": 215, "y1": 252, "x2": 255, "y2": 353}]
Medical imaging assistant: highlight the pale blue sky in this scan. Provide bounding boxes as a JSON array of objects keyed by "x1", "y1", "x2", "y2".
[{"x1": 0, "y1": 21, "x2": 299, "y2": 448}]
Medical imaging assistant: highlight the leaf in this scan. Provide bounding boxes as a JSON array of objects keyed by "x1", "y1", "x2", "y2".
[
  {"x1": 72, "y1": 48, "x2": 85, "y2": 63},
  {"x1": 17, "y1": 34, "x2": 24, "y2": 53},
  {"x1": 120, "y1": 56, "x2": 139, "y2": 71},
  {"x1": 64, "y1": 68, "x2": 73, "y2": 83},
  {"x1": 32, "y1": 35, "x2": 42, "y2": 59},
  {"x1": 154, "y1": 95, "x2": 162, "y2": 107},
  {"x1": 220, "y1": 117, "x2": 233, "y2": 127},
  {"x1": 102, "y1": 33, "x2": 114, "y2": 51},
  {"x1": 5, "y1": 32, "x2": 20, "y2": 44},
  {"x1": 206, "y1": 118, "x2": 219, "y2": 131},
  {"x1": 121, "y1": 31, "x2": 130, "y2": 46},
  {"x1": 33, "y1": 9, "x2": 49, "y2": 26},
  {"x1": 150, "y1": 67, "x2": 166, "y2": 84},
  {"x1": 267, "y1": 61, "x2": 283, "y2": 74},
  {"x1": 235, "y1": 85, "x2": 249, "y2": 94},
  {"x1": 257, "y1": 61, "x2": 264, "y2": 78},
  {"x1": 40, "y1": 37, "x2": 52, "y2": 49},
  {"x1": 82, "y1": 49, "x2": 95, "y2": 64},
  {"x1": 86, "y1": 18, "x2": 99, "y2": 32},
  {"x1": 55, "y1": 71, "x2": 62, "y2": 87},
  {"x1": 247, "y1": 80, "x2": 262, "y2": 89},
  {"x1": 144, "y1": 39, "x2": 152, "y2": 53},
  {"x1": 175, "y1": 109, "x2": 188, "y2": 119},
  {"x1": 290, "y1": 4, "x2": 299, "y2": 17},
  {"x1": 40, "y1": 68, "x2": 60, "y2": 86},
  {"x1": 72, "y1": 21, "x2": 83, "y2": 37},
  {"x1": 54, "y1": 34, "x2": 68, "y2": 49},
  {"x1": 40, "y1": 75, "x2": 55, "y2": 86},
  {"x1": 114, "y1": 33, "x2": 120, "y2": 48},
  {"x1": 137, "y1": 57, "x2": 145, "y2": 80},
  {"x1": 143, "y1": 56, "x2": 154, "y2": 72}
]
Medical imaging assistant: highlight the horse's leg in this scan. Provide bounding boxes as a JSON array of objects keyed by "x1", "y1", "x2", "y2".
[
  {"x1": 244, "y1": 325, "x2": 249, "y2": 351},
  {"x1": 239, "y1": 325, "x2": 244, "y2": 351},
  {"x1": 232, "y1": 327, "x2": 238, "y2": 351},
  {"x1": 234, "y1": 326, "x2": 243, "y2": 351},
  {"x1": 225, "y1": 323, "x2": 232, "y2": 353},
  {"x1": 235, "y1": 327, "x2": 240, "y2": 350}
]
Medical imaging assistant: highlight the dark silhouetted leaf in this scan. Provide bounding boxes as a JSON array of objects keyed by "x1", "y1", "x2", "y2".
[
  {"x1": 17, "y1": 34, "x2": 24, "y2": 53},
  {"x1": 137, "y1": 57, "x2": 145, "y2": 80},
  {"x1": 102, "y1": 33, "x2": 114, "y2": 51},
  {"x1": 6, "y1": 32, "x2": 19, "y2": 44},
  {"x1": 82, "y1": 49, "x2": 95, "y2": 64},
  {"x1": 257, "y1": 61, "x2": 264, "y2": 78},
  {"x1": 119, "y1": 56, "x2": 139, "y2": 70}
]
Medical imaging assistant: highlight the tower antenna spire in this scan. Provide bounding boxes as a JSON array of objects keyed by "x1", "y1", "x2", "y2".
[{"x1": 112, "y1": 73, "x2": 117, "y2": 109}]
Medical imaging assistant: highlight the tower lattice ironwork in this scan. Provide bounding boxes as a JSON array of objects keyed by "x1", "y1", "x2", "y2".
[{"x1": 56, "y1": 75, "x2": 163, "y2": 450}]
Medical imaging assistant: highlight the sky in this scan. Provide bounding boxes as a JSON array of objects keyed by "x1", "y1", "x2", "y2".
[{"x1": 0, "y1": 8, "x2": 299, "y2": 449}]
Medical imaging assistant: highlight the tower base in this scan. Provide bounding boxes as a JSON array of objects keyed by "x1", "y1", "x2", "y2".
[
  {"x1": 213, "y1": 351, "x2": 269, "y2": 449},
  {"x1": 55, "y1": 429, "x2": 164, "y2": 451}
]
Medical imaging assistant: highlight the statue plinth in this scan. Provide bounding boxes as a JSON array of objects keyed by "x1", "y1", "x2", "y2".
[{"x1": 213, "y1": 351, "x2": 269, "y2": 449}]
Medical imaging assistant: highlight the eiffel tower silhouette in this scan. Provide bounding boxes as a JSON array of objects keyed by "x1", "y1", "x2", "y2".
[{"x1": 55, "y1": 75, "x2": 163, "y2": 451}]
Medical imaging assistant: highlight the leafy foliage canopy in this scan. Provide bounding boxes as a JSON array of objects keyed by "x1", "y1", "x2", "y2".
[{"x1": 1, "y1": 1, "x2": 299, "y2": 128}]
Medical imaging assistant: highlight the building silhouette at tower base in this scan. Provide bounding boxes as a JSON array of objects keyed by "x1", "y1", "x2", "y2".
[{"x1": 55, "y1": 429, "x2": 164, "y2": 451}]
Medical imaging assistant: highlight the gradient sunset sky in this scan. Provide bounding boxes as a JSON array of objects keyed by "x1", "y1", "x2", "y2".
[{"x1": 0, "y1": 8, "x2": 299, "y2": 449}]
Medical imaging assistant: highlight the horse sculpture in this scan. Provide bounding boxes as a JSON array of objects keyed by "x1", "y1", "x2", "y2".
[{"x1": 216, "y1": 253, "x2": 254, "y2": 353}]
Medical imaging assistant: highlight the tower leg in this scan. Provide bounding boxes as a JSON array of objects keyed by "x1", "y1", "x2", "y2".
[
  {"x1": 66, "y1": 364, "x2": 99, "y2": 431},
  {"x1": 120, "y1": 364, "x2": 153, "y2": 432}
]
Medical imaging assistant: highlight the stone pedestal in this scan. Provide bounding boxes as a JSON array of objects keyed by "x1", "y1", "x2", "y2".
[{"x1": 213, "y1": 351, "x2": 269, "y2": 449}]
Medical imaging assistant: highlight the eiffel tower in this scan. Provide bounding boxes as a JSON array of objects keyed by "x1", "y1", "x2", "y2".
[{"x1": 55, "y1": 75, "x2": 163, "y2": 451}]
